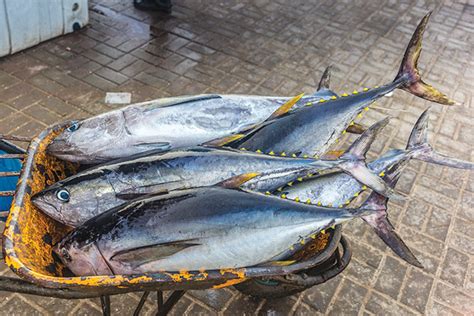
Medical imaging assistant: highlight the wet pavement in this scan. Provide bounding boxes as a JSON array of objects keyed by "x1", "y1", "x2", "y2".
[{"x1": 0, "y1": 0, "x2": 473, "y2": 315}]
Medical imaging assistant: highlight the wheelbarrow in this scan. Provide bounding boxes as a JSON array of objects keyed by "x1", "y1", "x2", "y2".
[{"x1": 0, "y1": 123, "x2": 352, "y2": 315}]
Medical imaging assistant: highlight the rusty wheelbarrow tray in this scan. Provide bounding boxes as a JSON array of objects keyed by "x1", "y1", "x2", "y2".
[{"x1": 0, "y1": 123, "x2": 352, "y2": 314}]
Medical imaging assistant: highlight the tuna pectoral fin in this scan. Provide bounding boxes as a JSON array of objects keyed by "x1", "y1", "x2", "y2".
[
  {"x1": 115, "y1": 187, "x2": 169, "y2": 200},
  {"x1": 407, "y1": 109, "x2": 474, "y2": 170},
  {"x1": 339, "y1": 162, "x2": 402, "y2": 201},
  {"x1": 341, "y1": 117, "x2": 389, "y2": 160},
  {"x1": 346, "y1": 123, "x2": 367, "y2": 134},
  {"x1": 133, "y1": 142, "x2": 171, "y2": 151},
  {"x1": 203, "y1": 134, "x2": 246, "y2": 147},
  {"x1": 218, "y1": 172, "x2": 260, "y2": 189},
  {"x1": 143, "y1": 94, "x2": 222, "y2": 111},
  {"x1": 362, "y1": 212, "x2": 422, "y2": 268},
  {"x1": 110, "y1": 240, "x2": 200, "y2": 265},
  {"x1": 362, "y1": 192, "x2": 422, "y2": 267},
  {"x1": 394, "y1": 12, "x2": 455, "y2": 105},
  {"x1": 267, "y1": 93, "x2": 304, "y2": 120}
]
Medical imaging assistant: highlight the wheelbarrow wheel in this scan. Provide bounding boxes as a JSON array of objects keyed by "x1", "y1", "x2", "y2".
[{"x1": 234, "y1": 237, "x2": 351, "y2": 299}]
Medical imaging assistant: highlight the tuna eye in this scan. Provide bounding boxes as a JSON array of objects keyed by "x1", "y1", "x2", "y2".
[
  {"x1": 56, "y1": 189, "x2": 70, "y2": 202},
  {"x1": 60, "y1": 248, "x2": 71, "y2": 262},
  {"x1": 67, "y1": 122, "x2": 80, "y2": 132}
]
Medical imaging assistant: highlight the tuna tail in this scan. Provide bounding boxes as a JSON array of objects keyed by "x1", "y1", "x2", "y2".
[
  {"x1": 394, "y1": 12, "x2": 456, "y2": 105},
  {"x1": 361, "y1": 192, "x2": 423, "y2": 268},
  {"x1": 408, "y1": 109, "x2": 474, "y2": 169},
  {"x1": 338, "y1": 118, "x2": 403, "y2": 201}
]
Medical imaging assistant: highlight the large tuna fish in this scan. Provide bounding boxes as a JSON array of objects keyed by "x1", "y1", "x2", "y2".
[
  {"x1": 276, "y1": 109, "x2": 473, "y2": 267},
  {"x1": 33, "y1": 118, "x2": 392, "y2": 227},
  {"x1": 217, "y1": 13, "x2": 455, "y2": 157},
  {"x1": 54, "y1": 174, "x2": 382, "y2": 275},
  {"x1": 47, "y1": 13, "x2": 452, "y2": 164}
]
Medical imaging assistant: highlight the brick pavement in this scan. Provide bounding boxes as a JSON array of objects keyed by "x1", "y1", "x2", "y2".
[{"x1": 0, "y1": 0, "x2": 472, "y2": 315}]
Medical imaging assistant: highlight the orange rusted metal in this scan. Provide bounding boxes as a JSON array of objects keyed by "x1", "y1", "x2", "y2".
[{"x1": 2, "y1": 123, "x2": 337, "y2": 293}]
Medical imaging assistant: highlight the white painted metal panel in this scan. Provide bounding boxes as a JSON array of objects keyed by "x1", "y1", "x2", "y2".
[
  {"x1": 5, "y1": 0, "x2": 41, "y2": 54},
  {"x1": 0, "y1": 0, "x2": 89, "y2": 58},
  {"x1": 39, "y1": 0, "x2": 64, "y2": 41},
  {"x1": 0, "y1": 0, "x2": 11, "y2": 56}
]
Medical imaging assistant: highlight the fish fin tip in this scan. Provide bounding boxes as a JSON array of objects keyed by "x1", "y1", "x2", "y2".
[
  {"x1": 317, "y1": 65, "x2": 332, "y2": 91},
  {"x1": 218, "y1": 172, "x2": 260, "y2": 189},
  {"x1": 395, "y1": 13, "x2": 456, "y2": 105},
  {"x1": 203, "y1": 134, "x2": 245, "y2": 147},
  {"x1": 268, "y1": 93, "x2": 304, "y2": 120}
]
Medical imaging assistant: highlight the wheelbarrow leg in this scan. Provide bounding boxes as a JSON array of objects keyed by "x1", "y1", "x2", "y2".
[
  {"x1": 100, "y1": 295, "x2": 111, "y2": 316},
  {"x1": 133, "y1": 291, "x2": 150, "y2": 316},
  {"x1": 157, "y1": 290, "x2": 163, "y2": 309},
  {"x1": 156, "y1": 290, "x2": 185, "y2": 316}
]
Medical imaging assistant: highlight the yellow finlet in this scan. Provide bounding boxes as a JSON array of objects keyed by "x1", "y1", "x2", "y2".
[
  {"x1": 205, "y1": 134, "x2": 245, "y2": 147},
  {"x1": 287, "y1": 182, "x2": 293, "y2": 186},
  {"x1": 280, "y1": 152, "x2": 286, "y2": 157},
  {"x1": 269, "y1": 151, "x2": 275, "y2": 155},
  {"x1": 363, "y1": 87, "x2": 369, "y2": 91},
  {"x1": 256, "y1": 149, "x2": 262, "y2": 153},
  {"x1": 342, "y1": 130, "x2": 347, "y2": 134},
  {"x1": 268, "y1": 93, "x2": 304, "y2": 119},
  {"x1": 303, "y1": 154, "x2": 309, "y2": 158},
  {"x1": 357, "y1": 113, "x2": 363, "y2": 118},
  {"x1": 277, "y1": 187, "x2": 283, "y2": 192},
  {"x1": 294, "y1": 197, "x2": 300, "y2": 202},
  {"x1": 321, "y1": 230, "x2": 325, "y2": 234},
  {"x1": 291, "y1": 153, "x2": 297, "y2": 158},
  {"x1": 353, "y1": 192, "x2": 359, "y2": 197},
  {"x1": 310, "y1": 234, "x2": 316, "y2": 239},
  {"x1": 265, "y1": 191, "x2": 271, "y2": 195},
  {"x1": 342, "y1": 93, "x2": 348, "y2": 97},
  {"x1": 306, "y1": 199, "x2": 311, "y2": 204},
  {"x1": 352, "y1": 90, "x2": 358, "y2": 94},
  {"x1": 364, "y1": 107, "x2": 369, "y2": 111},
  {"x1": 305, "y1": 102, "x2": 312, "y2": 106},
  {"x1": 317, "y1": 201, "x2": 322, "y2": 206},
  {"x1": 379, "y1": 171, "x2": 385, "y2": 177},
  {"x1": 240, "y1": 147, "x2": 246, "y2": 151},
  {"x1": 281, "y1": 194, "x2": 287, "y2": 199},
  {"x1": 220, "y1": 172, "x2": 260, "y2": 188},
  {"x1": 362, "y1": 185, "x2": 367, "y2": 190},
  {"x1": 319, "y1": 99, "x2": 326, "y2": 103},
  {"x1": 300, "y1": 239, "x2": 305, "y2": 245},
  {"x1": 330, "y1": 96, "x2": 337, "y2": 100},
  {"x1": 297, "y1": 177, "x2": 303, "y2": 182}
]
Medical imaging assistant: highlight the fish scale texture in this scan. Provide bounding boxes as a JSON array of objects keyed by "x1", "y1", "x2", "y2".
[{"x1": 0, "y1": 0, "x2": 472, "y2": 315}]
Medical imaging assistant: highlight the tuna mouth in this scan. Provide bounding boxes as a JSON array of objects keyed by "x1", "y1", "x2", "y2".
[{"x1": 31, "y1": 198, "x2": 63, "y2": 222}]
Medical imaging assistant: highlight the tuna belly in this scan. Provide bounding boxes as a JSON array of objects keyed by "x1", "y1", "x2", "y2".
[{"x1": 109, "y1": 222, "x2": 323, "y2": 273}]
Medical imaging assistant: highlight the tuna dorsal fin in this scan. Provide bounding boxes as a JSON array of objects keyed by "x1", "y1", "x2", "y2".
[
  {"x1": 346, "y1": 123, "x2": 367, "y2": 134},
  {"x1": 267, "y1": 93, "x2": 304, "y2": 120},
  {"x1": 203, "y1": 134, "x2": 246, "y2": 147},
  {"x1": 110, "y1": 240, "x2": 200, "y2": 264},
  {"x1": 218, "y1": 172, "x2": 260, "y2": 189},
  {"x1": 318, "y1": 65, "x2": 332, "y2": 90},
  {"x1": 342, "y1": 117, "x2": 389, "y2": 160},
  {"x1": 143, "y1": 94, "x2": 222, "y2": 111}
]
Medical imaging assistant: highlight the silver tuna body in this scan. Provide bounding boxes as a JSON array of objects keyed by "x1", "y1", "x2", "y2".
[
  {"x1": 54, "y1": 187, "x2": 368, "y2": 275},
  {"x1": 47, "y1": 94, "x2": 325, "y2": 164}
]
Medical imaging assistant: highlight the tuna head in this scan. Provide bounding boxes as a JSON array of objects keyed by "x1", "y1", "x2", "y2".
[
  {"x1": 48, "y1": 112, "x2": 129, "y2": 163},
  {"x1": 32, "y1": 171, "x2": 117, "y2": 227},
  {"x1": 54, "y1": 238, "x2": 112, "y2": 276}
]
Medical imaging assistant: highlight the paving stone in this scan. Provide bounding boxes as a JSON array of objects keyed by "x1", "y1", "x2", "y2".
[
  {"x1": 400, "y1": 269, "x2": 434, "y2": 313},
  {"x1": 187, "y1": 288, "x2": 234, "y2": 312},
  {"x1": 365, "y1": 292, "x2": 417, "y2": 316},
  {"x1": 434, "y1": 282, "x2": 474, "y2": 314},
  {"x1": 374, "y1": 256, "x2": 408, "y2": 299},
  {"x1": 327, "y1": 278, "x2": 368, "y2": 315},
  {"x1": 302, "y1": 275, "x2": 341, "y2": 313},
  {"x1": 440, "y1": 248, "x2": 469, "y2": 287}
]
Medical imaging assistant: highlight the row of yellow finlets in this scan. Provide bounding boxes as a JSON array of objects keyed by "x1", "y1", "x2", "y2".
[{"x1": 239, "y1": 86, "x2": 376, "y2": 157}]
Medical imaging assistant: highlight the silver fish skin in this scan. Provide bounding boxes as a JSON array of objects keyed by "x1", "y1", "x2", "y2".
[
  {"x1": 280, "y1": 109, "x2": 473, "y2": 267},
  {"x1": 223, "y1": 13, "x2": 455, "y2": 157},
  {"x1": 33, "y1": 146, "x2": 340, "y2": 227},
  {"x1": 54, "y1": 186, "x2": 372, "y2": 275},
  {"x1": 46, "y1": 94, "x2": 330, "y2": 164}
]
